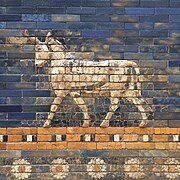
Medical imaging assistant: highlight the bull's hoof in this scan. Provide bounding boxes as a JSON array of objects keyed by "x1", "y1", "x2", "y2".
[
  {"x1": 139, "y1": 120, "x2": 147, "y2": 128},
  {"x1": 43, "y1": 120, "x2": 51, "y2": 128},
  {"x1": 100, "y1": 121, "x2": 109, "y2": 128},
  {"x1": 82, "y1": 122, "x2": 89, "y2": 128}
]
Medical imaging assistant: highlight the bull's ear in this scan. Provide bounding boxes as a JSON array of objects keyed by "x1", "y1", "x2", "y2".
[{"x1": 45, "y1": 32, "x2": 52, "y2": 43}]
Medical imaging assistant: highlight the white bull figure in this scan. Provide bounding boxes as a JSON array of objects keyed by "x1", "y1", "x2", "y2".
[{"x1": 25, "y1": 31, "x2": 153, "y2": 128}]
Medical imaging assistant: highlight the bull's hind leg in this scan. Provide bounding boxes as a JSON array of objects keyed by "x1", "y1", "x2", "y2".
[
  {"x1": 43, "y1": 90, "x2": 68, "y2": 128},
  {"x1": 127, "y1": 97, "x2": 149, "y2": 128},
  {"x1": 70, "y1": 92, "x2": 90, "y2": 128},
  {"x1": 100, "y1": 98, "x2": 119, "y2": 128}
]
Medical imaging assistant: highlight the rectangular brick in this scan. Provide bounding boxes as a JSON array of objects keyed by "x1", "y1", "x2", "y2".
[
  {"x1": 140, "y1": 0, "x2": 169, "y2": 7},
  {"x1": 108, "y1": 142, "x2": 125, "y2": 149},
  {"x1": 126, "y1": 142, "x2": 155, "y2": 149},
  {"x1": 125, "y1": 23, "x2": 153, "y2": 30},
  {"x1": 67, "y1": 127, "x2": 96, "y2": 134},
  {"x1": 37, "y1": 22, "x2": 66, "y2": 29},
  {"x1": 112, "y1": 0, "x2": 139, "y2": 7},
  {"x1": 153, "y1": 135, "x2": 168, "y2": 142},
  {"x1": 52, "y1": 15, "x2": 80, "y2": 22},
  {"x1": 21, "y1": 142, "x2": 37, "y2": 150},
  {"x1": 125, "y1": 8, "x2": 155, "y2": 15},
  {"x1": 8, "y1": 135, "x2": 22, "y2": 142},
  {"x1": 0, "y1": 143, "x2": 6, "y2": 150},
  {"x1": 125, "y1": 128, "x2": 154, "y2": 134},
  {"x1": 0, "y1": 106, "x2": 22, "y2": 112},
  {"x1": 155, "y1": 142, "x2": 177, "y2": 149},
  {"x1": 82, "y1": 0, "x2": 110, "y2": 7},
  {"x1": 155, "y1": 128, "x2": 180, "y2": 134},
  {"x1": 67, "y1": 142, "x2": 96, "y2": 150},
  {"x1": 123, "y1": 134, "x2": 139, "y2": 141},
  {"x1": 38, "y1": 128, "x2": 66, "y2": 135},
  {"x1": 155, "y1": 8, "x2": 180, "y2": 14},
  {"x1": 37, "y1": 135, "x2": 52, "y2": 142},
  {"x1": 96, "y1": 127, "x2": 124, "y2": 134},
  {"x1": 97, "y1": 142, "x2": 108, "y2": 149},
  {"x1": 140, "y1": 15, "x2": 169, "y2": 22},
  {"x1": 66, "y1": 134, "x2": 80, "y2": 141},
  {"x1": 67, "y1": 7, "x2": 95, "y2": 15},
  {"x1": 95, "y1": 135, "x2": 109, "y2": 142},
  {"x1": 6, "y1": 143, "x2": 22, "y2": 150},
  {"x1": 81, "y1": 15, "x2": 109, "y2": 22},
  {"x1": 0, "y1": 128, "x2": 6, "y2": 134}
]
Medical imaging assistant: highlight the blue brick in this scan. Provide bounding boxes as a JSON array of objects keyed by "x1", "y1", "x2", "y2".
[
  {"x1": 22, "y1": 105, "x2": 50, "y2": 112},
  {"x1": 6, "y1": 83, "x2": 36, "y2": 90},
  {"x1": 140, "y1": 0, "x2": 169, "y2": 7},
  {"x1": 81, "y1": 150, "x2": 108, "y2": 157},
  {"x1": 0, "y1": 105, "x2": 22, "y2": 112},
  {"x1": 0, "y1": 121, "x2": 21, "y2": 127},
  {"x1": 7, "y1": 22, "x2": 36, "y2": 29},
  {"x1": 125, "y1": 23, "x2": 153, "y2": 30},
  {"x1": 96, "y1": 22, "x2": 124, "y2": 30},
  {"x1": 155, "y1": 112, "x2": 180, "y2": 120},
  {"x1": 169, "y1": 75, "x2": 180, "y2": 83},
  {"x1": 81, "y1": 15, "x2": 109, "y2": 22},
  {"x1": 0, "y1": 52, "x2": 7, "y2": 59},
  {"x1": 110, "y1": 45, "x2": 138, "y2": 52},
  {"x1": 67, "y1": 22, "x2": 95, "y2": 30},
  {"x1": 6, "y1": 7, "x2": 36, "y2": 14},
  {"x1": 37, "y1": 22, "x2": 66, "y2": 29},
  {"x1": 8, "y1": 112, "x2": 36, "y2": 120},
  {"x1": 0, "y1": 98, "x2": 6, "y2": 104},
  {"x1": 0, "y1": 90, "x2": 21, "y2": 97},
  {"x1": 140, "y1": 15, "x2": 169, "y2": 22},
  {"x1": 23, "y1": 90, "x2": 51, "y2": 97},
  {"x1": 82, "y1": 30, "x2": 110, "y2": 37},
  {"x1": 22, "y1": 14, "x2": 51, "y2": 22},
  {"x1": 170, "y1": 0, "x2": 180, "y2": 7},
  {"x1": 0, "y1": 75, "x2": 20, "y2": 82},
  {"x1": 37, "y1": 8, "x2": 65, "y2": 14},
  {"x1": 169, "y1": 61, "x2": 180, "y2": 67},
  {"x1": 140, "y1": 30, "x2": 168, "y2": 37},
  {"x1": 67, "y1": 7, "x2": 96, "y2": 15},
  {"x1": 155, "y1": 8, "x2": 180, "y2": 14},
  {"x1": 170, "y1": 15, "x2": 180, "y2": 22},
  {"x1": 82, "y1": 0, "x2": 110, "y2": 7},
  {"x1": 153, "y1": 98, "x2": 180, "y2": 105},
  {"x1": 0, "y1": 7, "x2": 5, "y2": 14},
  {"x1": 96, "y1": 7, "x2": 124, "y2": 15},
  {"x1": 0, "y1": 22, "x2": 6, "y2": 29},
  {"x1": 0, "y1": 15, "x2": 21, "y2": 21},
  {"x1": 125, "y1": 8, "x2": 155, "y2": 15},
  {"x1": 155, "y1": 23, "x2": 180, "y2": 30},
  {"x1": 5, "y1": 0, "x2": 21, "y2": 6}
]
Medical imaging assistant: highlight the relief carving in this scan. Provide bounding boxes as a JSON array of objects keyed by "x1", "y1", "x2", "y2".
[{"x1": 24, "y1": 30, "x2": 153, "y2": 128}]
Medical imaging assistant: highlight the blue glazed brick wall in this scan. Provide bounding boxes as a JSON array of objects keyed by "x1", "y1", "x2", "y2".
[{"x1": 0, "y1": 0, "x2": 179, "y2": 128}]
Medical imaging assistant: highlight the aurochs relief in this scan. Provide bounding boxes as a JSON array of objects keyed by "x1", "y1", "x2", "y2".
[{"x1": 23, "y1": 30, "x2": 153, "y2": 128}]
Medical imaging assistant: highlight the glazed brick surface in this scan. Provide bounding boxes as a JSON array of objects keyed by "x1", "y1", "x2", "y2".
[{"x1": 0, "y1": 0, "x2": 180, "y2": 179}]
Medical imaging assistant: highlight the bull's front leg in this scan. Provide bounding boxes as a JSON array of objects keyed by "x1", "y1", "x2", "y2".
[
  {"x1": 43, "y1": 90, "x2": 68, "y2": 128},
  {"x1": 70, "y1": 92, "x2": 90, "y2": 128},
  {"x1": 100, "y1": 98, "x2": 119, "y2": 128}
]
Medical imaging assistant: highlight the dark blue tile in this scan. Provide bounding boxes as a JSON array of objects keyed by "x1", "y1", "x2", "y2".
[
  {"x1": 125, "y1": 8, "x2": 155, "y2": 15},
  {"x1": 0, "y1": 120, "x2": 21, "y2": 127},
  {"x1": 81, "y1": 150, "x2": 109, "y2": 157},
  {"x1": 153, "y1": 98, "x2": 180, "y2": 105},
  {"x1": 0, "y1": 105, "x2": 22, "y2": 112},
  {"x1": 82, "y1": 30, "x2": 110, "y2": 37},
  {"x1": 8, "y1": 112, "x2": 36, "y2": 120},
  {"x1": 23, "y1": 90, "x2": 51, "y2": 97},
  {"x1": 0, "y1": 90, "x2": 21, "y2": 97}
]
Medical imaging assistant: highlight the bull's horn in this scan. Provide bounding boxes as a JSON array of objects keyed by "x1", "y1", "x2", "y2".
[
  {"x1": 22, "y1": 29, "x2": 29, "y2": 37},
  {"x1": 36, "y1": 38, "x2": 41, "y2": 45},
  {"x1": 45, "y1": 32, "x2": 52, "y2": 44}
]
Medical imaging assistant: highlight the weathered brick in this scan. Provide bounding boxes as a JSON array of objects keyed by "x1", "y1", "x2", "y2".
[
  {"x1": 82, "y1": 0, "x2": 110, "y2": 7},
  {"x1": 112, "y1": 0, "x2": 139, "y2": 7},
  {"x1": 125, "y1": 23, "x2": 153, "y2": 30},
  {"x1": 140, "y1": 30, "x2": 168, "y2": 37},
  {"x1": 8, "y1": 135, "x2": 22, "y2": 142},
  {"x1": 111, "y1": 15, "x2": 139, "y2": 22},
  {"x1": 126, "y1": 142, "x2": 155, "y2": 149},
  {"x1": 67, "y1": 142, "x2": 96, "y2": 150},
  {"x1": 81, "y1": 15, "x2": 109, "y2": 22},
  {"x1": 52, "y1": 15, "x2": 80, "y2": 22},
  {"x1": 125, "y1": 8, "x2": 155, "y2": 15},
  {"x1": 82, "y1": 30, "x2": 110, "y2": 37},
  {"x1": 140, "y1": 0, "x2": 169, "y2": 7},
  {"x1": 67, "y1": 7, "x2": 95, "y2": 15},
  {"x1": 140, "y1": 15, "x2": 169, "y2": 22},
  {"x1": 155, "y1": 8, "x2": 180, "y2": 14},
  {"x1": 140, "y1": 45, "x2": 168, "y2": 53},
  {"x1": 153, "y1": 135, "x2": 168, "y2": 142}
]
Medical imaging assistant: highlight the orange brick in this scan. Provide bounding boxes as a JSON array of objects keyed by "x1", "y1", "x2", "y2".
[
  {"x1": 66, "y1": 135, "x2": 80, "y2": 141},
  {"x1": 108, "y1": 142, "x2": 125, "y2": 149},
  {"x1": 126, "y1": 142, "x2": 155, "y2": 149},
  {"x1": 6, "y1": 143, "x2": 22, "y2": 150},
  {"x1": 125, "y1": 127, "x2": 154, "y2": 134},
  {"x1": 0, "y1": 128, "x2": 6, "y2": 134},
  {"x1": 95, "y1": 135, "x2": 109, "y2": 142},
  {"x1": 153, "y1": 135, "x2": 168, "y2": 142},
  {"x1": 97, "y1": 142, "x2": 108, "y2": 149},
  {"x1": 155, "y1": 142, "x2": 177, "y2": 149},
  {"x1": 37, "y1": 142, "x2": 48, "y2": 150},
  {"x1": 96, "y1": 127, "x2": 124, "y2": 134},
  {"x1": 0, "y1": 143, "x2": 6, "y2": 150},
  {"x1": 8, "y1": 135, "x2": 22, "y2": 142},
  {"x1": 22, "y1": 128, "x2": 37, "y2": 134},
  {"x1": 51, "y1": 142, "x2": 67, "y2": 149},
  {"x1": 67, "y1": 127, "x2": 96, "y2": 134},
  {"x1": 155, "y1": 128, "x2": 179, "y2": 134},
  {"x1": 37, "y1": 135, "x2": 52, "y2": 142},
  {"x1": 123, "y1": 134, "x2": 138, "y2": 141},
  {"x1": 68, "y1": 142, "x2": 96, "y2": 150},
  {"x1": 38, "y1": 127, "x2": 66, "y2": 135},
  {"x1": 7, "y1": 128, "x2": 23, "y2": 135},
  {"x1": 21, "y1": 142, "x2": 37, "y2": 150}
]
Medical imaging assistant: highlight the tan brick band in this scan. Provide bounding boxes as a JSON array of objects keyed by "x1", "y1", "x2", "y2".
[{"x1": 0, "y1": 127, "x2": 179, "y2": 150}]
